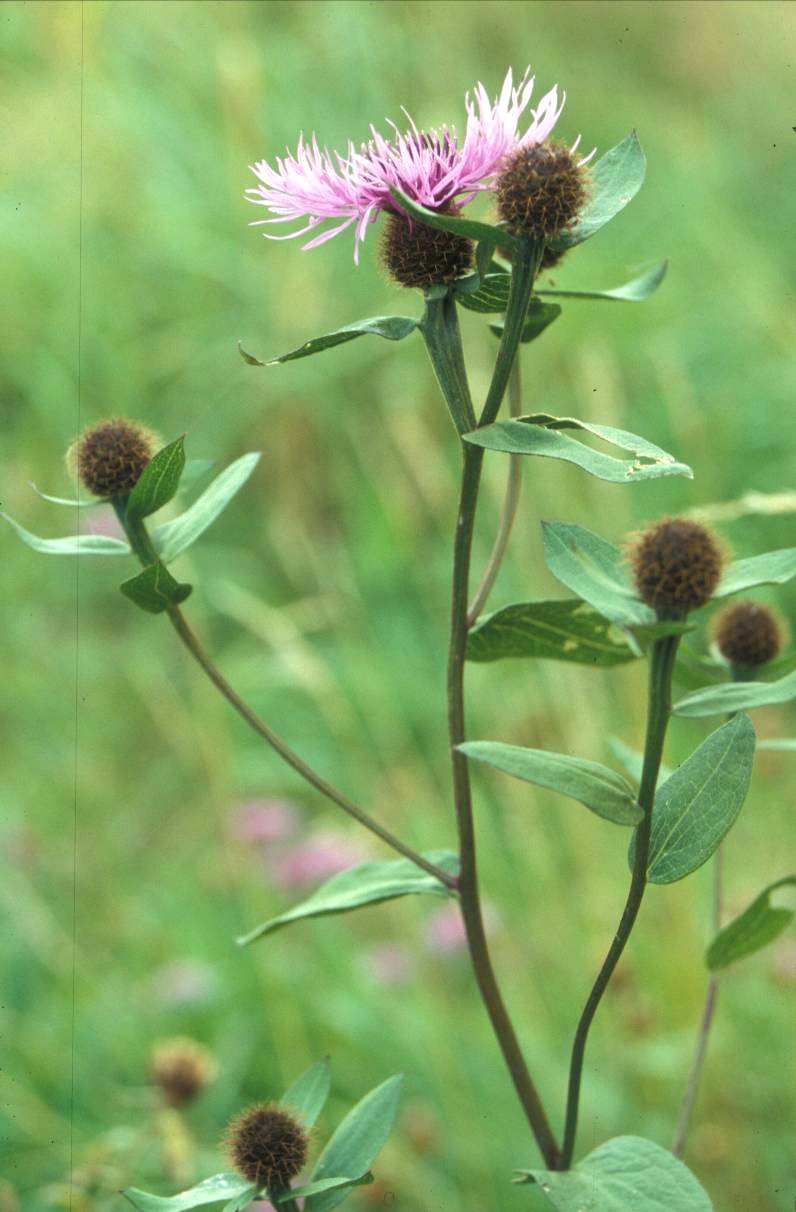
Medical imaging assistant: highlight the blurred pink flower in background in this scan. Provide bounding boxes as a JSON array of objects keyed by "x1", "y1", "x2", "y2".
[
  {"x1": 268, "y1": 830, "x2": 367, "y2": 891},
  {"x1": 151, "y1": 959, "x2": 219, "y2": 1008},
  {"x1": 231, "y1": 798, "x2": 300, "y2": 845},
  {"x1": 86, "y1": 505, "x2": 126, "y2": 540},
  {"x1": 424, "y1": 901, "x2": 499, "y2": 955},
  {"x1": 365, "y1": 942, "x2": 415, "y2": 987}
]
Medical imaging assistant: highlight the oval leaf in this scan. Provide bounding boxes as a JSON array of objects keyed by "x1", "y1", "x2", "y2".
[
  {"x1": 152, "y1": 453, "x2": 261, "y2": 564},
  {"x1": 706, "y1": 876, "x2": 796, "y2": 971},
  {"x1": 673, "y1": 669, "x2": 796, "y2": 718},
  {"x1": 516, "y1": 1134, "x2": 713, "y2": 1211},
  {"x1": 715, "y1": 546, "x2": 796, "y2": 597},
  {"x1": 120, "y1": 561, "x2": 192, "y2": 614},
  {"x1": 459, "y1": 741, "x2": 641, "y2": 825},
  {"x1": 306, "y1": 1076, "x2": 403, "y2": 1212},
  {"x1": 1, "y1": 511, "x2": 130, "y2": 555},
  {"x1": 541, "y1": 521, "x2": 653, "y2": 627},
  {"x1": 467, "y1": 599, "x2": 641, "y2": 666},
  {"x1": 126, "y1": 437, "x2": 186, "y2": 522},
  {"x1": 258, "y1": 316, "x2": 418, "y2": 365},
  {"x1": 537, "y1": 260, "x2": 668, "y2": 302},
  {"x1": 548, "y1": 131, "x2": 647, "y2": 252},
  {"x1": 281, "y1": 1058, "x2": 331, "y2": 1128},
  {"x1": 237, "y1": 852, "x2": 458, "y2": 946},
  {"x1": 122, "y1": 1174, "x2": 255, "y2": 1212},
  {"x1": 637, "y1": 713, "x2": 756, "y2": 884}
]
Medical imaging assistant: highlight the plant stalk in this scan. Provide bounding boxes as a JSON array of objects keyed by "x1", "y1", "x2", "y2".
[{"x1": 560, "y1": 633, "x2": 681, "y2": 1168}]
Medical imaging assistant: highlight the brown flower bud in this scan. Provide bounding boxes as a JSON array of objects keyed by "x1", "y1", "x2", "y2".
[
  {"x1": 226, "y1": 1103, "x2": 309, "y2": 1188},
  {"x1": 630, "y1": 518, "x2": 723, "y2": 616},
  {"x1": 381, "y1": 208, "x2": 473, "y2": 290},
  {"x1": 150, "y1": 1037, "x2": 217, "y2": 1108},
  {"x1": 715, "y1": 600, "x2": 782, "y2": 669},
  {"x1": 495, "y1": 142, "x2": 589, "y2": 241},
  {"x1": 69, "y1": 418, "x2": 157, "y2": 498}
]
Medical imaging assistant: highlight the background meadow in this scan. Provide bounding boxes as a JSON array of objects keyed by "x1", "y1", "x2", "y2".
[{"x1": 2, "y1": 1, "x2": 794, "y2": 1208}]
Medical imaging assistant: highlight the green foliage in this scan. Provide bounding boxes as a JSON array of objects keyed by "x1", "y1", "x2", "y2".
[
  {"x1": 459, "y1": 741, "x2": 641, "y2": 825},
  {"x1": 516, "y1": 1134, "x2": 713, "y2": 1210},
  {"x1": 674, "y1": 669, "x2": 796, "y2": 717},
  {"x1": 120, "y1": 561, "x2": 193, "y2": 614},
  {"x1": 707, "y1": 876, "x2": 796, "y2": 971},
  {"x1": 389, "y1": 187, "x2": 516, "y2": 247},
  {"x1": 305, "y1": 1075, "x2": 403, "y2": 1212},
  {"x1": 716, "y1": 547, "x2": 796, "y2": 597},
  {"x1": 541, "y1": 521, "x2": 653, "y2": 627},
  {"x1": 237, "y1": 853, "x2": 458, "y2": 945},
  {"x1": 538, "y1": 260, "x2": 668, "y2": 301},
  {"x1": 279, "y1": 1176, "x2": 372, "y2": 1203},
  {"x1": 467, "y1": 599, "x2": 643, "y2": 666},
  {"x1": 0, "y1": 512, "x2": 131, "y2": 555},
  {"x1": 548, "y1": 131, "x2": 647, "y2": 252},
  {"x1": 152, "y1": 452, "x2": 261, "y2": 563},
  {"x1": 255, "y1": 316, "x2": 420, "y2": 364},
  {"x1": 281, "y1": 1058, "x2": 331, "y2": 1129},
  {"x1": 122, "y1": 1174, "x2": 255, "y2": 1211},
  {"x1": 489, "y1": 299, "x2": 562, "y2": 342},
  {"x1": 608, "y1": 737, "x2": 673, "y2": 786},
  {"x1": 126, "y1": 437, "x2": 186, "y2": 522}
]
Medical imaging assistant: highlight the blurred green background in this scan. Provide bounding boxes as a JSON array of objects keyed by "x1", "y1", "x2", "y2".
[{"x1": 2, "y1": 1, "x2": 794, "y2": 1208}]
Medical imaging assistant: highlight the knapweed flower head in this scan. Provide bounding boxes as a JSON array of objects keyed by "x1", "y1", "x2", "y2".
[
  {"x1": 715, "y1": 600, "x2": 783, "y2": 669},
  {"x1": 150, "y1": 1037, "x2": 217, "y2": 1108},
  {"x1": 226, "y1": 1103, "x2": 309, "y2": 1187},
  {"x1": 69, "y1": 418, "x2": 158, "y2": 498},
  {"x1": 496, "y1": 140, "x2": 591, "y2": 243},
  {"x1": 630, "y1": 518, "x2": 724, "y2": 617},
  {"x1": 246, "y1": 68, "x2": 567, "y2": 278}
]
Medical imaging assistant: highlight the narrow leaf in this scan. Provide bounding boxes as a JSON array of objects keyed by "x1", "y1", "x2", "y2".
[
  {"x1": 1, "y1": 511, "x2": 130, "y2": 555},
  {"x1": 389, "y1": 187, "x2": 515, "y2": 247},
  {"x1": 261, "y1": 316, "x2": 418, "y2": 365},
  {"x1": 636, "y1": 714, "x2": 756, "y2": 884},
  {"x1": 516, "y1": 1134, "x2": 714, "y2": 1211},
  {"x1": 468, "y1": 599, "x2": 640, "y2": 666},
  {"x1": 459, "y1": 741, "x2": 641, "y2": 826},
  {"x1": 537, "y1": 260, "x2": 668, "y2": 302},
  {"x1": 489, "y1": 300, "x2": 561, "y2": 343},
  {"x1": 306, "y1": 1076, "x2": 403, "y2": 1212},
  {"x1": 29, "y1": 482, "x2": 98, "y2": 507},
  {"x1": 541, "y1": 521, "x2": 653, "y2": 627},
  {"x1": 237, "y1": 852, "x2": 458, "y2": 946},
  {"x1": 125, "y1": 437, "x2": 186, "y2": 522},
  {"x1": 716, "y1": 546, "x2": 796, "y2": 596},
  {"x1": 463, "y1": 414, "x2": 691, "y2": 484},
  {"x1": 548, "y1": 131, "x2": 647, "y2": 252},
  {"x1": 276, "y1": 1175, "x2": 372, "y2": 1202},
  {"x1": 758, "y1": 738, "x2": 796, "y2": 752},
  {"x1": 152, "y1": 453, "x2": 261, "y2": 563},
  {"x1": 120, "y1": 561, "x2": 192, "y2": 614},
  {"x1": 122, "y1": 1174, "x2": 255, "y2": 1212},
  {"x1": 281, "y1": 1058, "x2": 331, "y2": 1128},
  {"x1": 673, "y1": 669, "x2": 796, "y2": 718},
  {"x1": 706, "y1": 877, "x2": 796, "y2": 970},
  {"x1": 238, "y1": 340, "x2": 265, "y2": 365}
]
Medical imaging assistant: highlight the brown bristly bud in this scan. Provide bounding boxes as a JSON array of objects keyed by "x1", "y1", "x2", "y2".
[
  {"x1": 495, "y1": 141, "x2": 589, "y2": 241},
  {"x1": 226, "y1": 1103, "x2": 309, "y2": 1188},
  {"x1": 630, "y1": 517, "x2": 724, "y2": 617},
  {"x1": 381, "y1": 207, "x2": 473, "y2": 290},
  {"x1": 69, "y1": 418, "x2": 157, "y2": 498},
  {"x1": 715, "y1": 600, "x2": 783, "y2": 669},
  {"x1": 150, "y1": 1037, "x2": 217, "y2": 1108}
]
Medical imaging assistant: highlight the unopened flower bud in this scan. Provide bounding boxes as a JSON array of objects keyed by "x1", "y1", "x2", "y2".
[
  {"x1": 381, "y1": 208, "x2": 473, "y2": 290},
  {"x1": 150, "y1": 1037, "x2": 217, "y2": 1108},
  {"x1": 715, "y1": 600, "x2": 782, "y2": 669},
  {"x1": 69, "y1": 418, "x2": 157, "y2": 498},
  {"x1": 495, "y1": 142, "x2": 589, "y2": 241},
  {"x1": 630, "y1": 518, "x2": 723, "y2": 617},
  {"x1": 226, "y1": 1103, "x2": 309, "y2": 1188}
]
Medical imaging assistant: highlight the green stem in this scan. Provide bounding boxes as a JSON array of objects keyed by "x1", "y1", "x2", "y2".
[
  {"x1": 113, "y1": 501, "x2": 456, "y2": 890},
  {"x1": 480, "y1": 237, "x2": 540, "y2": 427},
  {"x1": 560, "y1": 633, "x2": 681, "y2": 1169},
  {"x1": 421, "y1": 292, "x2": 477, "y2": 434}
]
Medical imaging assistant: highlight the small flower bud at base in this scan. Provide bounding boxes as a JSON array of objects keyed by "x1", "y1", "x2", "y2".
[
  {"x1": 381, "y1": 209, "x2": 473, "y2": 290},
  {"x1": 495, "y1": 142, "x2": 589, "y2": 242},
  {"x1": 715, "y1": 600, "x2": 782, "y2": 669},
  {"x1": 226, "y1": 1103, "x2": 309, "y2": 1188},
  {"x1": 149, "y1": 1037, "x2": 217, "y2": 1108},
  {"x1": 630, "y1": 518, "x2": 723, "y2": 617},
  {"x1": 69, "y1": 418, "x2": 157, "y2": 498}
]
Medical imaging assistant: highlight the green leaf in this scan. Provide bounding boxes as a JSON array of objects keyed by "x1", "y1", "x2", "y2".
[
  {"x1": 259, "y1": 316, "x2": 419, "y2": 365},
  {"x1": 126, "y1": 437, "x2": 186, "y2": 522},
  {"x1": 706, "y1": 876, "x2": 796, "y2": 970},
  {"x1": 608, "y1": 737, "x2": 673, "y2": 787},
  {"x1": 673, "y1": 669, "x2": 796, "y2": 718},
  {"x1": 281, "y1": 1058, "x2": 331, "y2": 1128},
  {"x1": 152, "y1": 453, "x2": 261, "y2": 563},
  {"x1": 122, "y1": 1174, "x2": 255, "y2": 1212},
  {"x1": 276, "y1": 1175, "x2": 372, "y2": 1203},
  {"x1": 716, "y1": 546, "x2": 796, "y2": 597},
  {"x1": 758, "y1": 738, "x2": 796, "y2": 752},
  {"x1": 467, "y1": 599, "x2": 641, "y2": 666},
  {"x1": 537, "y1": 260, "x2": 668, "y2": 302},
  {"x1": 515, "y1": 1134, "x2": 713, "y2": 1211},
  {"x1": 237, "y1": 852, "x2": 458, "y2": 946},
  {"x1": 489, "y1": 299, "x2": 561, "y2": 343},
  {"x1": 459, "y1": 741, "x2": 641, "y2": 826},
  {"x1": 635, "y1": 714, "x2": 756, "y2": 884},
  {"x1": 29, "y1": 482, "x2": 98, "y2": 507},
  {"x1": 548, "y1": 131, "x2": 647, "y2": 252},
  {"x1": 541, "y1": 521, "x2": 653, "y2": 628},
  {"x1": 457, "y1": 272, "x2": 512, "y2": 313},
  {"x1": 463, "y1": 414, "x2": 692, "y2": 484},
  {"x1": 1, "y1": 511, "x2": 130, "y2": 555},
  {"x1": 120, "y1": 561, "x2": 192, "y2": 614},
  {"x1": 306, "y1": 1076, "x2": 403, "y2": 1212},
  {"x1": 389, "y1": 186, "x2": 515, "y2": 247}
]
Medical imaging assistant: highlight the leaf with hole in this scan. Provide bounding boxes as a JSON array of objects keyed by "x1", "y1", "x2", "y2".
[
  {"x1": 126, "y1": 437, "x2": 186, "y2": 522},
  {"x1": 237, "y1": 852, "x2": 458, "y2": 946},
  {"x1": 120, "y1": 561, "x2": 192, "y2": 614},
  {"x1": 122, "y1": 1174, "x2": 256, "y2": 1212},
  {"x1": 706, "y1": 876, "x2": 796, "y2": 970},
  {"x1": 152, "y1": 453, "x2": 261, "y2": 563},
  {"x1": 548, "y1": 131, "x2": 647, "y2": 252},
  {"x1": 256, "y1": 316, "x2": 419, "y2": 365},
  {"x1": 715, "y1": 546, "x2": 796, "y2": 597},
  {"x1": 541, "y1": 521, "x2": 653, "y2": 627},
  {"x1": 459, "y1": 741, "x2": 641, "y2": 825},
  {"x1": 1, "y1": 511, "x2": 130, "y2": 555},
  {"x1": 537, "y1": 260, "x2": 668, "y2": 301},
  {"x1": 631, "y1": 713, "x2": 756, "y2": 884},
  {"x1": 305, "y1": 1076, "x2": 403, "y2": 1212},
  {"x1": 281, "y1": 1058, "x2": 331, "y2": 1129},
  {"x1": 673, "y1": 669, "x2": 796, "y2": 717}
]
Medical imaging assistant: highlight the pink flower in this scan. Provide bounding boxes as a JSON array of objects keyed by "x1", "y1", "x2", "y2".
[
  {"x1": 246, "y1": 68, "x2": 565, "y2": 262},
  {"x1": 86, "y1": 505, "x2": 126, "y2": 540},
  {"x1": 231, "y1": 798, "x2": 300, "y2": 845},
  {"x1": 424, "y1": 901, "x2": 500, "y2": 955},
  {"x1": 151, "y1": 960, "x2": 218, "y2": 1008},
  {"x1": 268, "y1": 830, "x2": 367, "y2": 891},
  {"x1": 365, "y1": 942, "x2": 415, "y2": 987}
]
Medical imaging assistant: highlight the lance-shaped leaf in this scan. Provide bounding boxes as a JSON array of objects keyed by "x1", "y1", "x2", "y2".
[
  {"x1": 251, "y1": 316, "x2": 419, "y2": 365},
  {"x1": 122, "y1": 1174, "x2": 256, "y2": 1211},
  {"x1": 457, "y1": 272, "x2": 512, "y2": 313},
  {"x1": 537, "y1": 260, "x2": 668, "y2": 302},
  {"x1": 707, "y1": 876, "x2": 796, "y2": 971},
  {"x1": 459, "y1": 741, "x2": 641, "y2": 825},
  {"x1": 463, "y1": 413, "x2": 692, "y2": 484},
  {"x1": 126, "y1": 437, "x2": 186, "y2": 522},
  {"x1": 548, "y1": 131, "x2": 647, "y2": 252},
  {"x1": 541, "y1": 521, "x2": 653, "y2": 627},
  {"x1": 305, "y1": 1076, "x2": 403, "y2": 1212},
  {"x1": 1, "y1": 511, "x2": 131, "y2": 555},
  {"x1": 468, "y1": 599, "x2": 640, "y2": 666},
  {"x1": 515, "y1": 1134, "x2": 714, "y2": 1211},
  {"x1": 489, "y1": 300, "x2": 561, "y2": 343},
  {"x1": 282, "y1": 1058, "x2": 331, "y2": 1129},
  {"x1": 673, "y1": 669, "x2": 796, "y2": 718},
  {"x1": 29, "y1": 483, "x2": 99, "y2": 507},
  {"x1": 120, "y1": 561, "x2": 192, "y2": 614},
  {"x1": 152, "y1": 453, "x2": 261, "y2": 564},
  {"x1": 389, "y1": 186, "x2": 516, "y2": 247},
  {"x1": 237, "y1": 852, "x2": 458, "y2": 946},
  {"x1": 631, "y1": 713, "x2": 756, "y2": 884},
  {"x1": 758, "y1": 738, "x2": 796, "y2": 752},
  {"x1": 276, "y1": 1175, "x2": 372, "y2": 1203},
  {"x1": 715, "y1": 546, "x2": 796, "y2": 597}
]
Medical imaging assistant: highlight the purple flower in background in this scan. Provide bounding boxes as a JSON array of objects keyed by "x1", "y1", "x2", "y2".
[
  {"x1": 269, "y1": 830, "x2": 366, "y2": 891},
  {"x1": 246, "y1": 68, "x2": 565, "y2": 262},
  {"x1": 231, "y1": 798, "x2": 300, "y2": 846}
]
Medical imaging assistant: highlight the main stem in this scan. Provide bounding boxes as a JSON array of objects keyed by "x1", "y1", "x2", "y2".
[
  {"x1": 560, "y1": 633, "x2": 681, "y2": 1168},
  {"x1": 448, "y1": 441, "x2": 560, "y2": 1168}
]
